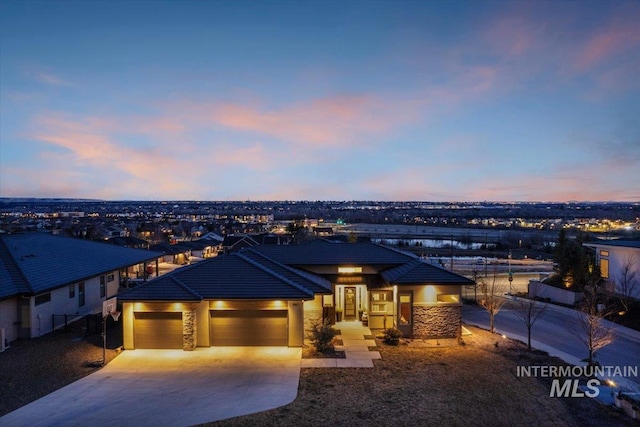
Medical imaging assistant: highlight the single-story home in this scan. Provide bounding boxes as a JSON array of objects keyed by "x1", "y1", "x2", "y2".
[
  {"x1": 120, "y1": 239, "x2": 474, "y2": 350},
  {"x1": 0, "y1": 232, "x2": 161, "y2": 344}
]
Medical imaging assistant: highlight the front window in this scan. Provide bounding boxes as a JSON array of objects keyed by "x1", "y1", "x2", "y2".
[
  {"x1": 35, "y1": 293, "x2": 51, "y2": 306},
  {"x1": 370, "y1": 291, "x2": 391, "y2": 313},
  {"x1": 78, "y1": 282, "x2": 85, "y2": 307},
  {"x1": 600, "y1": 258, "x2": 609, "y2": 279}
]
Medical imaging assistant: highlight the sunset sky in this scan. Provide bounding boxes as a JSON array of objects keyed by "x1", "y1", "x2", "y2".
[{"x1": 1, "y1": 0, "x2": 638, "y2": 202}]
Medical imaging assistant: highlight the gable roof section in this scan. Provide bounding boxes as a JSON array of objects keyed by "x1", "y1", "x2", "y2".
[
  {"x1": 0, "y1": 233, "x2": 161, "y2": 298},
  {"x1": 381, "y1": 259, "x2": 475, "y2": 285},
  {"x1": 119, "y1": 252, "x2": 320, "y2": 302},
  {"x1": 252, "y1": 239, "x2": 416, "y2": 266},
  {"x1": 241, "y1": 249, "x2": 332, "y2": 294}
]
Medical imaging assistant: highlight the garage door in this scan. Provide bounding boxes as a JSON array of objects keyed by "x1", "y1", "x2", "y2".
[
  {"x1": 210, "y1": 310, "x2": 287, "y2": 346},
  {"x1": 134, "y1": 312, "x2": 183, "y2": 349}
]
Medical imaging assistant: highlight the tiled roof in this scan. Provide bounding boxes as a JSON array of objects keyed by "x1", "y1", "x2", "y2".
[
  {"x1": 149, "y1": 242, "x2": 191, "y2": 255},
  {"x1": 381, "y1": 259, "x2": 475, "y2": 285},
  {"x1": 119, "y1": 252, "x2": 322, "y2": 301},
  {"x1": 241, "y1": 249, "x2": 332, "y2": 294},
  {"x1": 0, "y1": 233, "x2": 162, "y2": 298},
  {"x1": 252, "y1": 239, "x2": 416, "y2": 266}
]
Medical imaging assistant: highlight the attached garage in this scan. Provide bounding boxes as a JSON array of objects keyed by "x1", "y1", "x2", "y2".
[
  {"x1": 134, "y1": 312, "x2": 183, "y2": 349},
  {"x1": 210, "y1": 310, "x2": 288, "y2": 346}
]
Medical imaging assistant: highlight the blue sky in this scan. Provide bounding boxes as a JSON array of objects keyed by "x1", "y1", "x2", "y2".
[{"x1": 1, "y1": 0, "x2": 638, "y2": 202}]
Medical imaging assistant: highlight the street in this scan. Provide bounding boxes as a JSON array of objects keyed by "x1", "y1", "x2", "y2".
[{"x1": 463, "y1": 302, "x2": 640, "y2": 389}]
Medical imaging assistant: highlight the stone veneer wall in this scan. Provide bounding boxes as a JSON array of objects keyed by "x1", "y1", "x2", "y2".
[
  {"x1": 413, "y1": 305, "x2": 461, "y2": 338},
  {"x1": 182, "y1": 309, "x2": 197, "y2": 351}
]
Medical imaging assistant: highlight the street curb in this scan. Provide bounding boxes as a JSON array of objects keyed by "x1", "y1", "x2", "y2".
[{"x1": 504, "y1": 295, "x2": 640, "y2": 342}]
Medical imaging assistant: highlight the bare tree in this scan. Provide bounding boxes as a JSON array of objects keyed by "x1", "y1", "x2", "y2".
[
  {"x1": 477, "y1": 266, "x2": 508, "y2": 333},
  {"x1": 512, "y1": 281, "x2": 547, "y2": 351},
  {"x1": 571, "y1": 287, "x2": 614, "y2": 366},
  {"x1": 611, "y1": 254, "x2": 639, "y2": 315}
]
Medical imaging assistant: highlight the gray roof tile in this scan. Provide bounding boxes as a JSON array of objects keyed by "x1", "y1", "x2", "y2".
[
  {"x1": 382, "y1": 259, "x2": 475, "y2": 285},
  {"x1": 0, "y1": 233, "x2": 162, "y2": 298}
]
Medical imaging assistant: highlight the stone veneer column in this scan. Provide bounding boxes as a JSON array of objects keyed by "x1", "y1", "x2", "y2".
[
  {"x1": 182, "y1": 308, "x2": 197, "y2": 351},
  {"x1": 412, "y1": 305, "x2": 461, "y2": 338}
]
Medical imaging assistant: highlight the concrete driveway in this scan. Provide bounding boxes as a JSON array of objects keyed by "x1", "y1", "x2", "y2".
[{"x1": 1, "y1": 347, "x2": 301, "y2": 427}]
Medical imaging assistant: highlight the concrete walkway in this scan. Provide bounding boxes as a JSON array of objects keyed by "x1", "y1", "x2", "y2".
[
  {"x1": 0, "y1": 347, "x2": 301, "y2": 427},
  {"x1": 301, "y1": 321, "x2": 381, "y2": 368}
]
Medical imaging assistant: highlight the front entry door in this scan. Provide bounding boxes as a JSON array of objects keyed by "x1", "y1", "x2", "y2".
[
  {"x1": 344, "y1": 287, "x2": 356, "y2": 320},
  {"x1": 397, "y1": 291, "x2": 412, "y2": 338}
]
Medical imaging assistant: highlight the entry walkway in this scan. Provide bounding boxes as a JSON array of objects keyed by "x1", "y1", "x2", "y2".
[{"x1": 301, "y1": 321, "x2": 381, "y2": 368}]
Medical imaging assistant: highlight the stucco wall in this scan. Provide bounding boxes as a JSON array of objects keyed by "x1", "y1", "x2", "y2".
[
  {"x1": 27, "y1": 272, "x2": 120, "y2": 338},
  {"x1": 303, "y1": 295, "x2": 324, "y2": 334},
  {"x1": 530, "y1": 280, "x2": 583, "y2": 306},
  {"x1": 0, "y1": 298, "x2": 18, "y2": 343},
  {"x1": 413, "y1": 304, "x2": 461, "y2": 338},
  {"x1": 288, "y1": 300, "x2": 304, "y2": 347}
]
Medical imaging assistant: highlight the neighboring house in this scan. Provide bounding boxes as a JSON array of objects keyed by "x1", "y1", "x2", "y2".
[
  {"x1": 181, "y1": 239, "x2": 220, "y2": 259},
  {"x1": 584, "y1": 240, "x2": 640, "y2": 300},
  {"x1": 221, "y1": 235, "x2": 259, "y2": 253},
  {"x1": 0, "y1": 232, "x2": 161, "y2": 343},
  {"x1": 149, "y1": 242, "x2": 192, "y2": 264},
  {"x1": 120, "y1": 239, "x2": 474, "y2": 350}
]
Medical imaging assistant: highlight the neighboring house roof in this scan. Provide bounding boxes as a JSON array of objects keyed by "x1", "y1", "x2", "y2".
[
  {"x1": 222, "y1": 235, "x2": 259, "y2": 251},
  {"x1": 149, "y1": 242, "x2": 191, "y2": 255},
  {"x1": 381, "y1": 259, "x2": 475, "y2": 285},
  {"x1": 106, "y1": 236, "x2": 150, "y2": 248},
  {"x1": 252, "y1": 239, "x2": 416, "y2": 266},
  {"x1": 584, "y1": 240, "x2": 640, "y2": 250},
  {"x1": 0, "y1": 232, "x2": 162, "y2": 299},
  {"x1": 119, "y1": 251, "x2": 328, "y2": 302}
]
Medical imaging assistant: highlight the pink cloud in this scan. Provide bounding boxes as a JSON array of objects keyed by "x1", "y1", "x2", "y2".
[
  {"x1": 208, "y1": 94, "x2": 402, "y2": 147},
  {"x1": 574, "y1": 13, "x2": 640, "y2": 72}
]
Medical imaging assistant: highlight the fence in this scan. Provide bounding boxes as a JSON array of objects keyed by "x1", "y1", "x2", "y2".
[{"x1": 52, "y1": 313, "x2": 102, "y2": 335}]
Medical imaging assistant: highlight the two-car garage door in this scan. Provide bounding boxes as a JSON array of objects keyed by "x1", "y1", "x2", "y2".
[
  {"x1": 133, "y1": 309, "x2": 288, "y2": 348},
  {"x1": 210, "y1": 310, "x2": 288, "y2": 346}
]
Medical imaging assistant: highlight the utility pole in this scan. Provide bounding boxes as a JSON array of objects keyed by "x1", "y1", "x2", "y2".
[{"x1": 508, "y1": 250, "x2": 513, "y2": 295}]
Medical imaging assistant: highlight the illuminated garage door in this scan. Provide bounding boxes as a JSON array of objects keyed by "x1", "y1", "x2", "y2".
[
  {"x1": 134, "y1": 312, "x2": 183, "y2": 349},
  {"x1": 210, "y1": 310, "x2": 287, "y2": 346}
]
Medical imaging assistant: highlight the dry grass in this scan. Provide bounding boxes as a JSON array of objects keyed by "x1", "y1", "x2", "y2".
[{"x1": 206, "y1": 326, "x2": 634, "y2": 427}]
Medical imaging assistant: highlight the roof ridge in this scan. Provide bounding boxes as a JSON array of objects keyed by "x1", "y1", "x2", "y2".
[
  {"x1": 236, "y1": 252, "x2": 314, "y2": 298},
  {"x1": 371, "y1": 242, "x2": 419, "y2": 260},
  {"x1": 169, "y1": 275, "x2": 204, "y2": 300},
  {"x1": 245, "y1": 249, "x2": 330, "y2": 290}
]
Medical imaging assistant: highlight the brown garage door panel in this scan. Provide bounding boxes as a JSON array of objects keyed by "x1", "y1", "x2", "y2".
[
  {"x1": 135, "y1": 312, "x2": 183, "y2": 349},
  {"x1": 211, "y1": 310, "x2": 287, "y2": 346}
]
